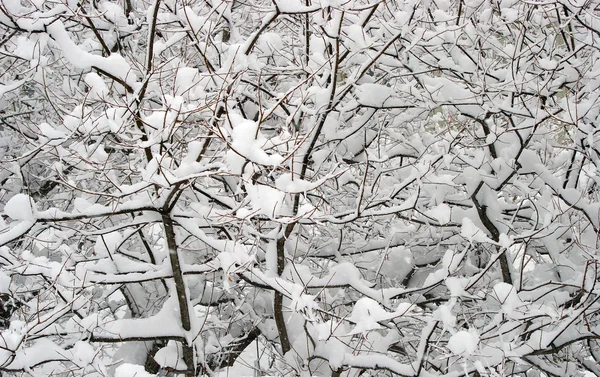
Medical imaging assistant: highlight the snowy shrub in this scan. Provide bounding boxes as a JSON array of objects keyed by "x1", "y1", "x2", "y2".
[{"x1": 1, "y1": 0, "x2": 600, "y2": 375}]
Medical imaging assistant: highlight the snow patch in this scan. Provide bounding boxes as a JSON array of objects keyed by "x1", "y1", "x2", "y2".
[
  {"x1": 4, "y1": 194, "x2": 36, "y2": 221},
  {"x1": 227, "y1": 121, "x2": 283, "y2": 174},
  {"x1": 115, "y1": 363, "x2": 155, "y2": 377},
  {"x1": 425, "y1": 203, "x2": 451, "y2": 224},
  {"x1": 447, "y1": 329, "x2": 479, "y2": 356}
]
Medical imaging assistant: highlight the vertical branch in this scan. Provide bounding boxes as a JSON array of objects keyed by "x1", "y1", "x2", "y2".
[
  {"x1": 304, "y1": 0, "x2": 311, "y2": 66},
  {"x1": 124, "y1": 0, "x2": 132, "y2": 18},
  {"x1": 78, "y1": 3, "x2": 111, "y2": 56},
  {"x1": 162, "y1": 213, "x2": 195, "y2": 376},
  {"x1": 279, "y1": 9, "x2": 343, "y2": 357},
  {"x1": 145, "y1": 0, "x2": 162, "y2": 73},
  {"x1": 273, "y1": 223, "x2": 295, "y2": 355},
  {"x1": 471, "y1": 182, "x2": 512, "y2": 284},
  {"x1": 133, "y1": 0, "x2": 162, "y2": 164},
  {"x1": 273, "y1": 10, "x2": 343, "y2": 358}
]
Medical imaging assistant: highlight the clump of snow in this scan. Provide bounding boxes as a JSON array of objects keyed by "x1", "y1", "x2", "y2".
[
  {"x1": 94, "y1": 232, "x2": 123, "y2": 257},
  {"x1": 63, "y1": 105, "x2": 84, "y2": 131},
  {"x1": 501, "y1": 8, "x2": 519, "y2": 22},
  {"x1": 221, "y1": 44, "x2": 262, "y2": 73},
  {"x1": 275, "y1": 173, "x2": 329, "y2": 193},
  {"x1": 348, "y1": 297, "x2": 395, "y2": 334},
  {"x1": 498, "y1": 233, "x2": 513, "y2": 249},
  {"x1": 0, "y1": 271, "x2": 10, "y2": 294},
  {"x1": 217, "y1": 252, "x2": 242, "y2": 291},
  {"x1": 0, "y1": 80, "x2": 25, "y2": 99},
  {"x1": 316, "y1": 320, "x2": 338, "y2": 341},
  {"x1": 38, "y1": 122, "x2": 67, "y2": 142},
  {"x1": 289, "y1": 286, "x2": 319, "y2": 321},
  {"x1": 84, "y1": 72, "x2": 109, "y2": 100},
  {"x1": 378, "y1": 246, "x2": 413, "y2": 281},
  {"x1": 421, "y1": 76, "x2": 484, "y2": 117},
  {"x1": 103, "y1": 107, "x2": 128, "y2": 133},
  {"x1": 447, "y1": 329, "x2": 479, "y2": 356},
  {"x1": 422, "y1": 248, "x2": 465, "y2": 286},
  {"x1": 257, "y1": 32, "x2": 283, "y2": 56},
  {"x1": 245, "y1": 182, "x2": 286, "y2": 218},
  {"x1": 181, "y1": 6, "x2": 207, "y2": 37},
  {"x1": 538, "y1": 58, "x2": 557, "y2": 70},
  {"x1": 4, "y1": 194, "x2": 36, "y2": 221},
  {"x1": 445, "y1": 276, "x2": 466, "y2": 297},
  {"x1": 226, "y1": 121, "x2": 284, "y2": 174},
  {"x1": 318, "y1": 337, "x2": 349, "y2": 370},
  {"x1": 273, "y1": 0, "x2": 319, "y2": 13},
  {"x1": 174, "y1": 67, "x2": 199, "y2": 97},
  {"x1": 461, "y1": 218, "x2": 494, "y2": 244},
  {"x1": 71, "y1": 341, "x2": 96, "y2": 366},
  {"x1": 425, "y1": 203, "x2": 451, "y2": 224},
  {"x1": 435, "y1": 305, "x2": 456, "y2": 331},
  {"x1": 492, "y1": 282, "x2": 523, "y2": 316},
  {"x1": 442, "y1": 248, "x2": 464, "y2": 273},
  {"x1": 6, "y1": 338, "x2": 66, "y2": 371},
  {"x1": 154, "y1": 341, "x2": 187, "y2": 370},
  {"x1": 46, "y1": 21, "x2": 138, "y2": 89},
  {"x1": 11, "y1": 35, "x2": 48, "y2": 66},
  {"x1": 345, "y1": 25, "x2": 373, "y2": 50},
  {"x1": 355, "y1": 83, "x2": 395, "y2": 107},
  {"x1": 395, "y1": 302, "x2": 415, "y2": 315},
  {"x1": 99, "y1": 1, "x2": 129, "y2": 27},
  {"x1": 115, "y1": 363, "x2": 155, "y2": 377}
]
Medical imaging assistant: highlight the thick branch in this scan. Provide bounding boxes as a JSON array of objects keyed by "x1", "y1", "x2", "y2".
[{"x1": 162, "y1": 212, "x2": 195, "y2": 376}]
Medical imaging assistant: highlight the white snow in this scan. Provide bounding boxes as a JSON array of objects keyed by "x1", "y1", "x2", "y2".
[
  {"x1": 0, "y1": 221, "x2": 35, "y2": 247},
  {"x1": 377, "y1": 246, "x2": 413, "y2": 281},
  {"x1": 0, "y1": 80, "x2": 25, "y2": 98},
  {"x1": 273, "y1": 0, "x2": 320, "y2": 13},
  {"x1": 38, "y1": 122, "x2": 67, "y2": 142},
  {"x1": 5, "y1": 338, "x2": 67, "y2": 371},
  {"x1": 421, "y1": 76, "x2": 484, "y2": 117},
  {"x1": 0, "y1": 271, "x2": 9, "y2": 293},
  {"x1": 461, "y1": 217, "x2": 495, "y2": 244},
  {"x1": 435, "y1": 304, "x2": 457, "y2": 331},
  {"x1": 227, "y1": 121, "x2": 284, "y2": 174},
  {"x1": 215, "y1": 340, "x2": 272, "y2": 377},
  {"x1": 217, "y1": 251, "x2": 242, "y2": 291},
  {"x1": 46, "y1": 21, "x2": 138, "y2": 89},
  {"x1": 96, "y1": 291, "x2": 188, "y2": 341},
  {"x1": 445, "y1": 276, "x2": 466, "y2": 297},
  {"x1": 153, "y1": 341, "x2": 187, "y2": 370},
  {"x1": 94, "y1": 232, "x2": 123, "y2": 257},
  {"x1": 15, "y1": 5, "x2": 69, "y2": 31},
  {"x1": 348, "y1": 297, "x2": 395, "y2": 334},
  {"x1": 355, "y1": 83, "x2": 403, "y2": 108},
  {"x1": 345, "y1": 25, "x2": 373, "y2": 51},
  {"x1": 71, "y1": 341, "x2": 96, "y2": 366},
  {"x1": 275, "y1": 173, "x2": 330, "y2": 193},
  {"x1": 84, "y1": 72, "x2": 110, "y2": 100},
  {"x1": 245, "y1": 182, "x2": 287, "y2": 218},
  {"x1": 447, "y1": 329, "x2": 479, "y2": 356},
  {"x1": 99, "y1": 1, "x2": 129, "y2": 27},
  {"x1": 115, "y1": 363, "x2": 155, "y2": 377},
  {"x1": 492, "y1": 282, "x2": 523, "y2": 316},
  {"x1": 425, "y1": 203, "x2": 452, "y2": 224},
  {"x1": 257, "y1": 32, "x2": 283, "y2": 56},
  {"x1": 4, "y1": 194, "x2": 36, "y2": 221},
  {"x1": 289, "y1": 287, "x2": 319, "y2": 321}
]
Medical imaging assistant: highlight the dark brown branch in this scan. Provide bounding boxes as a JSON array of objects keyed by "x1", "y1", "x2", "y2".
[
  {"x1": 162, "y1": 212, "x2": 195, "y2": 376},
  {"x1": 471, "y1": 182, "x2": 512, "y2": 284}
]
